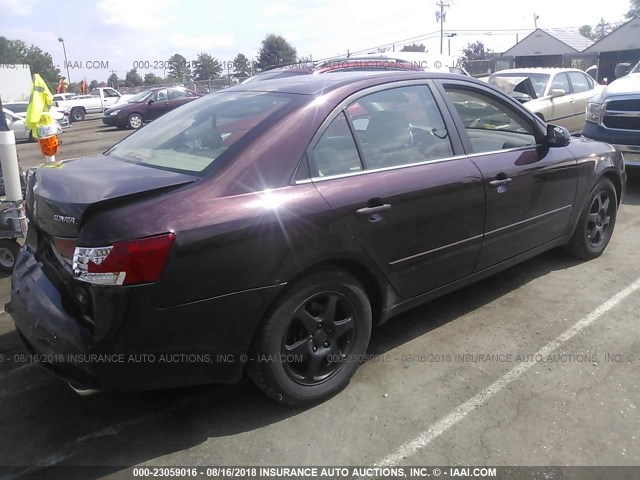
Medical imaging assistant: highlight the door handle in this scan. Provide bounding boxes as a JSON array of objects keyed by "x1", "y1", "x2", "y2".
[
  {"x1": 356, "y1": 204, "x2": 392, "y2": 216},
  {"x1": 489, "y1": 177, "x2": 512, "y2": 187}
]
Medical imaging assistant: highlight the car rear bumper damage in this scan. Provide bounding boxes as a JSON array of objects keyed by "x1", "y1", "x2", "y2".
[{"x1": 7, "y1": 243, "x2": 285, "y2": 393}]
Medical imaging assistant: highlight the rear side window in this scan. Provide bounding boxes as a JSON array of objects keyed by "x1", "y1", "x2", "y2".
[
  {"x1": 107, "y1": 91, "x2": 302, "y2": 176},
  {"x1": 346, "y1": 85, "x2": 454, "y2": 169},
  {"x1": 444, "y1": 87, "x2": 537, "y2": 154},
  {"x1": 568, "y1": 72, "x2": 591, "y2": 92},
  {"x1": 311, "y1": 112, "x2": 363, "y2": 177}
]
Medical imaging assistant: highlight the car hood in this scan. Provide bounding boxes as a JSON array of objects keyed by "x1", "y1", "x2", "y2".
[
  {"x1": 28, "y1": 154, "x2": 197, "y2": 237},
  {"x1": 592, "y1": 73, "x2": 640, "y2": 103}
]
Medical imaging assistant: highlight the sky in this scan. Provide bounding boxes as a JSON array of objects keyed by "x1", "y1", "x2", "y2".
[{"x1": 0, "y1": 0, "x2": 634, "y2": 82}]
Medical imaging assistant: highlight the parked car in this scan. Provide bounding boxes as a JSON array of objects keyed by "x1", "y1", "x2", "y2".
[
  {"x1": 487, "y1": 68, "x2": 603, "y2": 133},
  {"x1": 3, "y1": 101, "x2": 71, "y2": 129},
  {"x1": 2, "y1": 108, "x2": 63, "y2": 142},
  {"x1": 101, "y1": 86, "x2": 202, "y2": 129},
  {"x1": 582, "y1": 72, "x2": 640, "y2": 166},
  {"x1": 8, "y1": 71, "x2": 625, "y2": 405},
  {"x1": 54, "y1": 87, "x2": 135, "y2": 122}
]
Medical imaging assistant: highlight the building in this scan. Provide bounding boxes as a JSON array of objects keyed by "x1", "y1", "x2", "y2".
[
  {"x1": 582, "y1": 17, "x2": 640, "y2": 83},
  {"x1": 497, "y1": 28, "x2": 595, "y2": 70},
  {"x1": 0, "y1": 64, "x2": 32, "y2": 102}
]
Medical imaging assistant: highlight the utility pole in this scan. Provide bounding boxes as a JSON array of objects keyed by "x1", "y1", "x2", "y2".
[{"x1": 436, "y1": 1, "x2": 450, "y2": 55}]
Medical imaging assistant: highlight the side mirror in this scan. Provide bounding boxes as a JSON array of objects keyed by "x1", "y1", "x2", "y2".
[
  {"x1": 147, "y1": 98, "x2": 154, "y2": 104},
  {"x1": 550, "y1": 89, "x2": 566, "y2": 98},
  {"x1": 547, "y1": 124, "x2": 571, "y2": 147}
]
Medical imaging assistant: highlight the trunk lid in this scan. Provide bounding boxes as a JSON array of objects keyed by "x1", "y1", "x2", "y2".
[{"x1": 28, "y1": 154, "x2": 197, "y2": 238}]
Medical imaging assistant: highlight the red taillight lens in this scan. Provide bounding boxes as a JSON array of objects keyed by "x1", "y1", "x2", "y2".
[
  {"x1": 54, "y1": 237, "x2": 77, "y2": 260},
  {"x1": 73, "y1": 233, "x2": 175, "y2": 286}
]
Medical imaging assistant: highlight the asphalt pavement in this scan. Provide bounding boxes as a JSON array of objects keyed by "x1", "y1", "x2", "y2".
[{"x1": 1, "y1": 119, "x2": 639, "y2": 479}]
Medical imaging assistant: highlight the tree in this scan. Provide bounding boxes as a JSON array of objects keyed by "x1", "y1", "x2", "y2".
[
  {"x1": 107, "y1": 73, "x2": 121, "y2": 88},
  {"x1": 460, "y1": 41, "x2": 493, "y2": 70},
  {"x1": 143, "y1": 72, "x2": 163, "y2": 86},
  {"x1": 594, "y1": 17, "x2": 613, "y2": 40},
  {"x1": 579, "y1": 25, "x2": 596, "y2": 41},
  {"x1": 233, "y1": 53, "x2": 251, "y2": 77},
  {"x1": 401, "y1": 43, "x2": 426, "y2": 52},
  {"x1": 167, "y1": 53, "x2": 191, "y2": 82},
  {"x1": 256, "y1": 34, "x2": 297, "y2": 70},
  {"x1": 124, "y1": 68, "x2": 143, "y2": 87},
  {"x1": 0, "y1": 36, "x2": 60, "y2": 89},
  {"x1": 626, "y1": 0, "x2": 640, "y2": 18},
  {"x1": 89, "y1": 80, "x2": 99, "y2": 90},
  {"x1": 192, "y1": 53, "x2": 221, "y2": 81}
]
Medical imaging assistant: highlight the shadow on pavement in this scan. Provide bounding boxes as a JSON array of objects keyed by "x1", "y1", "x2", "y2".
[{"x1": 1, "y1": 175, "x2": 639, "y2": 479}]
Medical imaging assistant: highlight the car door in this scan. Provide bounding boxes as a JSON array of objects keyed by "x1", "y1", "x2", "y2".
[
  {"x1": 3, "y1": 110, "x2": 28, "y2": 141},
  {"x1": 546, "y1": 72, "x2": 577, "y2": 131},
  {"x1": 439, "y1": 81, "x2": 578, "y2": 271},
  {"x1": 308, "y1": 83, "x2": 485, "y2": 299},
  {"x1": 566, "y1": 71, "x2": 598, "y2": 132},
  {"x1": 101, "y1": 88, "x2": 122, "y2": 110},
  {"x1": 147, "y1": 89, "x2": 173, "y2": 120}
]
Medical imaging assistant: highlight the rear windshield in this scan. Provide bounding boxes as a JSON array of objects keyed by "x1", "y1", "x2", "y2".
[{"x1": 106, "y1": 91, "x2": 302, "y2": 176}]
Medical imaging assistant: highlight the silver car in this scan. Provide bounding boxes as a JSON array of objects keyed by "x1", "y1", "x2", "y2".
[{"x1": 2, "y1": 108, "x2": 62, "y2": 142}]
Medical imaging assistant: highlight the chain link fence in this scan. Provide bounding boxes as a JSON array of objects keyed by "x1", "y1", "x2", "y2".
[{"x1": 116, "y1": 77, "x2": 252, "y2": 95}]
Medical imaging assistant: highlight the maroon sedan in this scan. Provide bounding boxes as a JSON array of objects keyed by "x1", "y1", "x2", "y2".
[
  {"x1": 102, "y1": 86, "x2": 202, "y2": 129},
  {"x1": 9, "y1": 71, "x2": 625, "y2": 406}
]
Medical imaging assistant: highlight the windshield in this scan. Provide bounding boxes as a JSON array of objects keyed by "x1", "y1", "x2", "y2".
[
  {"x1": 127, "y1": 90, "x2": 153, "y2": 103},
  {"x1": 490, "y1": 73, "x2": 550, "y2": 98},
  {"x1": 106, "y1": 91, "x2": 303, "y2": 176},
  {"x1": 4, "y1": 104, "x2": 27, "y2": 114}
]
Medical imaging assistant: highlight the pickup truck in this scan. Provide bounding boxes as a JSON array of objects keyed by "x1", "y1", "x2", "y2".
[
  {"x1": 582, "y1": 71, "x2": 640, "y2": 166},
  {"x1": 54, "y1": 87, "x2": 134, "y2": 122}
]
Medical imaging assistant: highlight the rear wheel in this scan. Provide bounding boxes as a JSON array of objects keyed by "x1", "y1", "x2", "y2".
[
  {"x1": 566, "y1": 178, "x2": 617, "y2": 260},
  {"x1": 248, "y1": 268, "x2": 372, "y2": 406},
  {"x1": 0, "y1": 239, "x2": 20, "y2": 273},
  {"x1": 70, "y1": 108, "x2": 85, "y2": 122},
  {"x1": 127, "y1": 113, "x2": 143, "y2": 129}
]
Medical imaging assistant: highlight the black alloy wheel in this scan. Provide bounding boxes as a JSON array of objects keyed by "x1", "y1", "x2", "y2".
[{"x1": 248, "y1": 268, "x2": 372, "y2": 406}]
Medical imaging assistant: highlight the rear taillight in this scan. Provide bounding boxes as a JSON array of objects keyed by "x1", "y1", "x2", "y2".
[{"x1": 73, "y1": 233, "x2": 175, "y2": 286}]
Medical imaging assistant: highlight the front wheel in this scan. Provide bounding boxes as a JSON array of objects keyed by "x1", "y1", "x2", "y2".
[
  {"x1": 566, "y1": 177, "x2": 617, "y2": 260},
  {"x1": 127, "y1": 114, "x2": 143, "y2": 129},
  {"x1": 248, "y1": 268, "x2": 372, "y2": 406}
]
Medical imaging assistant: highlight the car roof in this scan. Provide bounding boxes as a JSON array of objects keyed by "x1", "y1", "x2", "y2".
[
  {"x1": 225, "y1": 70, "x2": 474, "y2": 96},
  {"x1": 491, "y1": 68, "x2": 587, "y2": 75}
]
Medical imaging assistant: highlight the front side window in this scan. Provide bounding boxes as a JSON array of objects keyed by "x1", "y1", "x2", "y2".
[
  {"x1": 155, "y1": 89, "x2": 169, "y2": 101},
  {"x1": 107, "y1": 91, "x2": 302, "y2": 175},
  {"x1": 345, "y1": 85, "x2": 453, "y2": 169},
  {"x1": 444, "y1": 87, "x2": 537, "y2": 154},
  {"x1": 551, "y1": 73, "x2": 571, "y2": 93}
]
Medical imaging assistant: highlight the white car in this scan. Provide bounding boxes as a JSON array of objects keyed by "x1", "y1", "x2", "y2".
[
  {"x1": 2, "y1": 108, "x2": 62, "y2": 142},
  {"x1": 3, "y1": 101, "x2": 71, "y2": 129},
  {"x1": 487, "y1": 68, "x2": 603, "y2": 133}
]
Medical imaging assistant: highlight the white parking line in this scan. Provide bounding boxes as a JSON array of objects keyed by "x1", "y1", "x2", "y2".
[{"x1": 375, "y1": 277, "x2": 640, "y2": 467}]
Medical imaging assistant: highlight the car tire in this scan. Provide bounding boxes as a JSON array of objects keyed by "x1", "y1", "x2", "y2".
[
  {"x1": 127, "y1": 114, "x2": 143, "y2": 129},
  {"x1": 0, "y1": 239, "x2": 20, "y2": 273},
  {"x1": 248, "y1": 268, "x2": 372, "y2": 406},
  {"x1": 565, "y1": 177, "x2": 617, "y2": 260},
  {"x1": 71, "y1": 108, "x2": 85, "y2": 122}
]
